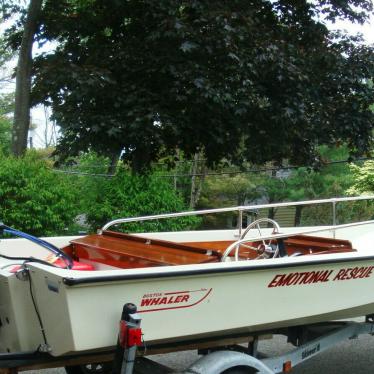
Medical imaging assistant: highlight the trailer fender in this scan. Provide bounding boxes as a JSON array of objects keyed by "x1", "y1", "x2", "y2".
[{"x1": 182, "y1": 350, "x2": 274, "y2": 374}]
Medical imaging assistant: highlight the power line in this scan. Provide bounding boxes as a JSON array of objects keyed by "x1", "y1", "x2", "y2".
[
  {"x1": 158, "y1": 157, "x2": 374, "y2": 178},
  {"x1": 52, "y1": 156, "x2": 374, "y2": 179},
  {"x1": 60, "y1": 158, "x2": 207, "y2": 169},
  {"x1": 52, "y1": 169, "x2": 115, "y2": 178}
]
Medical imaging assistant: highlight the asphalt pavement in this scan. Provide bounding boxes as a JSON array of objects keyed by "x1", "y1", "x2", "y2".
[{"x1": 28, "y1": 332, "x2": 374, "y2": 373}]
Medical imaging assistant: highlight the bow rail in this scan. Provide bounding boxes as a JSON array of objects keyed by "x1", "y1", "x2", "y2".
[{"x1": 101, "y1": 195, "x2": 374, "y2": 235}]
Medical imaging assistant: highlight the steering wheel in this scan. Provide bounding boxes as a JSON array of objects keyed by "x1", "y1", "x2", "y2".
[{"x1": 221, "y1": 218, "x2": 281, "y2": 261}]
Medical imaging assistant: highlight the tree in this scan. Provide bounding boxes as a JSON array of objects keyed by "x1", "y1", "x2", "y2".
[
  {"x1": 197, "y1": 170, "x2": 263, "y2": 228},
  {"x1": 6, "y1": 0, "x2": 374, "y2": 170},
  {"x1": 11, "y1": 0, "x2": 43, "y2": 156},
  {"x1": 199, "y1": 174, "x2": 261, "y2": 208}
]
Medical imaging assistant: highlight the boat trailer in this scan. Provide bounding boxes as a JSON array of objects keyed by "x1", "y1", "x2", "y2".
[{"x1": 1, "y1": 303, "x2": 374, "y2": 373}]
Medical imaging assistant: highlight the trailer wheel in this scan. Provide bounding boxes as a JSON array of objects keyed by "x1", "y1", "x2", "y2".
[
  {"x1": 65, "y1": 362, "x2": 112, "y2": 374},
  {"x1": 222, "y1": 366, "x2": 258, "y2": 374}
]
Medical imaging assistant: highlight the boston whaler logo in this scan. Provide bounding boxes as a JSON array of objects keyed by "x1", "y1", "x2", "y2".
[{"x1": 138, "y1": 288, "x2": 212, "y2": 313}]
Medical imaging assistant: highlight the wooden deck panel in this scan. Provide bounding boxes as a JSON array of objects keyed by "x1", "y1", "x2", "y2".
[
  {"x1": 69, "y1": 232, "x2": 355, "y2": 269},
  {"x1": 71, "y1": 231, "x2": 221, "y2": 268}
]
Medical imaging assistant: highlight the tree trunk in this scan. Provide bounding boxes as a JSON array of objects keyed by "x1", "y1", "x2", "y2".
[
  {"x1": 192, "y1": 163, "x2": 207, "y2": 208},
  {"x1": 12, "y1": 0, "x2": 43, "y2": 156},
  {"x1": 268, "y1": 207, "x2": 276, "y2": 223},
  {"x1": 189, "y1": 152, "x2": 206, "y2": 209},
  {"x1": 267, "y1": 203, "x2": 279, "y2": 227},
  {"x1": 189, "y1": 153, "x2": 198, "y2": 208},
  {"x1": 107, "y1": 151, "x2": 120, "y2": 175},
  {"x1": 294, "y1": 206, "x2": 303, "y2": 227}
]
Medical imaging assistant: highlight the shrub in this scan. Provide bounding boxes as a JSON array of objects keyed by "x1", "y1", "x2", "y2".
[
  {"x1": 86, "y1": 169, "x2": 200, "y2": 232},
  {"x1": 347, "y1": 161, "x2": 374, "y2": 195},
  {"x1": 0, "y1": 154, "x2": 78, "y2": 236}
]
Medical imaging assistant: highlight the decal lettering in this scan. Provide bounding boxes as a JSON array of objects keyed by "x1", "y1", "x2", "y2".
[
  {"x1": 333, "y1": 266, "x2": 374, "y2": 281},
  {"x1": 268, "y1": 266, "x2": 374, "y2": 288},
  {"x1": 302, "y1": 343, "x2": 320, "y2": 360},
  {"x1": 140, "y1": 295, "x2": 190, "y2": 307},
  {"x1": 139, "y1": 288, "x2": 211, "y2": 313},
  {"x1": 140, "y1": 298, "x2": 152, "y2": 307}
]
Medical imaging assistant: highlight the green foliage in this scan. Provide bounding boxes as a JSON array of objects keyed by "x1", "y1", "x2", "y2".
[
  {"x1": 284, "y1": 146, "x2": 372, "y2": 225},
  {"x1": 19, "y1": 0, "x2": 374, "y2": 171},
  {"x1": 199, "y1": 174, "x2": 261, "y2": 208},
  {"x1": 0, "y1": 154, "x2": 78, "y2": 236},
  {"x1": 0, "y1": 151, "x2": 200, "y2": 236},
  {"x1": 0, "y1": 93, "x2": 14, "y2": 156},
  {"x1": 0, "y1": 93, "x2": 14, "y2": 115},
  {"x1": 85, "y1": 168, "x2": 200, "y2": 232},
  {"x1": 0, "y1": 31, "x2": 15, "y2": 67},
  {"x1": 197, "y1": 172, "x2": 263, "y2": 228},
  {"x1": 64, "y1": 152, "x2": 114, "y2": 224},
  {"x1": 0, "y1": 116, "x2": 11, "y2": 155},
  {"x1": 196, "y1": 146, "x2": 374, "y2": 227},
  {"x1": 261, "y1": 173, "x2": 289, "y2": 203},
  {"x1": 299, "y1": 199, "x2": 374, "y2": 226},
  {"x1": 348, "y1": 161, "x2": 374, "y2": 195},
  {"x1": 286, "y1": 146, "x2": 353, "y2": 196},
  {"x1": 70, "y1": 152, "x2": 112, "y2": 174}
]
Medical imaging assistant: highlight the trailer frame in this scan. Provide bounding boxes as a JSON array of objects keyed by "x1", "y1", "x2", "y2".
[{"x1": 1, "y1": 309, "x2": 374, "y2": 374}]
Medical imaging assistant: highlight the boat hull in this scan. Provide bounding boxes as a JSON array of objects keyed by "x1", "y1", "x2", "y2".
[{"x1": 27, "y1": 256, "x2": 374, "y2": 356}]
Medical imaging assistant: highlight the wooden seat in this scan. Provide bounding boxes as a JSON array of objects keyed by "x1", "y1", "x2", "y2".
[
  {"x1": 70, "y1": 231, "x2": 221, "y2": 269},
  {"x1": 283, "y1": 235, "x2": 355, "y2": 255}
]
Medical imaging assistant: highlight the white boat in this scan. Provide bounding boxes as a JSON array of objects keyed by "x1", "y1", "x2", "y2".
[{"x1": 1, "y1": 196, "x2": 374, "y2": 358}]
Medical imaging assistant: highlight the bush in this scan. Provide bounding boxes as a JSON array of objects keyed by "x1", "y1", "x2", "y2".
[
  {"x1": 86, "y1": 169, "x2": 200, "y2": 232},
  {"x1": 0, "y1": 154, "x2": 78, "y2": 236},
  {"x1": 347, "y1": 161, "x2": 374, "y2": 195}
]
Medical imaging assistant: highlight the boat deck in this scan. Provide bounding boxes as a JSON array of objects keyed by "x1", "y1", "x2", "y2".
[{"x1": 68, "y1": 230, "x2": 356, "y2": 269}]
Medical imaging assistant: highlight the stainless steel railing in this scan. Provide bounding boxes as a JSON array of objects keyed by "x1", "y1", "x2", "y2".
[{"x1": 101, "y1": 195, "x2": 374, "y2": 233}]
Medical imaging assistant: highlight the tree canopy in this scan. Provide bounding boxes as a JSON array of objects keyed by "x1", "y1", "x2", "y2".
[{"x1": 5, "y1": 0, "x2": 374, "y2": 170}]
